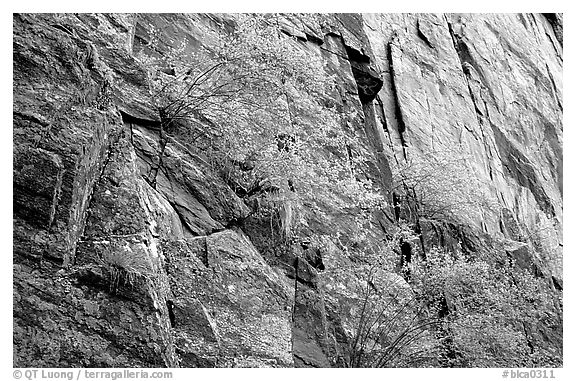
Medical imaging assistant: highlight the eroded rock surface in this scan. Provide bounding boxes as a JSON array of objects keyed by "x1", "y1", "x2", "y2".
[{"x1": 13, "y1": 13, "x2": 562, "y2": 367}]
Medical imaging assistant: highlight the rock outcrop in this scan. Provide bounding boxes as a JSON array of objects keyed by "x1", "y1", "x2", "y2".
[{"x1": 13, "y1": 13, "x2": 562, "y2": 367}]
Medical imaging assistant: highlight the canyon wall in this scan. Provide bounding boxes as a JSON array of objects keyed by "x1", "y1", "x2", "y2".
[{"x1": 13, "y1": 13, "x2": 562, "y2": 367}]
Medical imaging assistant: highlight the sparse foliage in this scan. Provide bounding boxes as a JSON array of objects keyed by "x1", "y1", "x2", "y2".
[
  {"x1": 136, "y1": 14, "x2": 560, "y2": 369},
  {"x1": 138, "y1": 14, "x2": 385, "y2": 241},
  {"x1": 99, "y1": 243, "x2": 156, "y2": 294},
  {"x1": 322, "y1": 223, "x2": 440, "y2": 367},
  {"x1": 348, "y1": 271, "x2": 440, "y2": 367},
  {"x1": 392, "y1": 149, "x2": 498, "y2": 225},
  {"x1": 412, "y1": 247, "x2": 562, "y2": 367}
]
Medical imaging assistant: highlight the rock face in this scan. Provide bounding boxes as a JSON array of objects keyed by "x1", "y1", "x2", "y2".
[{"x1": 13, "y1": 13, "x2": 562, "y2": 367}]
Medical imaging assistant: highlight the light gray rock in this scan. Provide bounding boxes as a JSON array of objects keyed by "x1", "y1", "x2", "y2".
[{"x1": 13, "y1": 12, "x2": 562, "y2": 368}]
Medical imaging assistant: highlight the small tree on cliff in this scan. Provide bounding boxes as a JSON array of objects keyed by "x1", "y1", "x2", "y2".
[
  {"x1": 391, "y1": 148, "x2": 498, "y2": 226},
  {"x1": 346, "y1": 258, "x2": 441, "y2": 367},
  {"x1": 411, "y1": 246, "x2": 562, "y2": 367},
  {"x1": 138, "y1": 14, "x2": 385, "y2": 240}
]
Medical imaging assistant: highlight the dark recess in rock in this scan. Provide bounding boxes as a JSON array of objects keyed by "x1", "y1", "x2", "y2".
[
  {"x1": 416, "y1": 19, "x2": 434, "y2": 49},
  {"x1": 120, "y1": 110, "x2": 161, "y2": 129},
  {"x1": 167, "y1": 300, "x2": 176, "y2": 328},
  {"x1": 386, "y1": 38, "x2": 409, "y2": 157},
  {"x1": 305, "y1": 32, "x2": 324, "y2": 45},
  {"x1": 344, "y1": 44, "x2": 383, "y2": 104},
  {"x1": 542, "y1": 13, "x2": 563, "y2": 46}
]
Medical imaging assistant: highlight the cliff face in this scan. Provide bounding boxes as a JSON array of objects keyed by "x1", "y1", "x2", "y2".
[{"x1": 13, "y1": 13, "x2": 562, "y2": 367}]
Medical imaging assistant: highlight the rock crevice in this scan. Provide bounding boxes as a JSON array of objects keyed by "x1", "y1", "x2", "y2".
[{"x1": 13, "y1": 13, "x2": 563, "y2": 368}]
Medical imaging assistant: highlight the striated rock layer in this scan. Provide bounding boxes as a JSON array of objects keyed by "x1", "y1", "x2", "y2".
[{"x1": 13, "y1": 13, "x2": 562, "y2": 367}]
